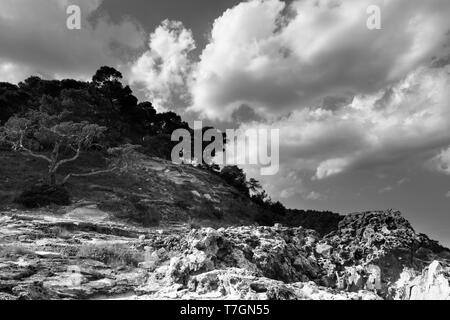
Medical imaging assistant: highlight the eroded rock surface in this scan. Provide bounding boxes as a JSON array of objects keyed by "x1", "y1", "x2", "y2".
[
  {"x1": 393, "y1": 261, "x2": 450, "y2": 300},
  {"x1": 318, "y1": 210, "x2": 450, "y2": 298},
  {"x1": 0, "y1": 209, "x2": 449, "y2": 300}
]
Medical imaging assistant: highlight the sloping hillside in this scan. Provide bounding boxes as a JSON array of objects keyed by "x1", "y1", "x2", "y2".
[
  {"x1": 2, "y1": 151, "x2": 450, "y2": 300},
  {"x1": 0, "y1": 150, "x2": 265, "y2": 227}
]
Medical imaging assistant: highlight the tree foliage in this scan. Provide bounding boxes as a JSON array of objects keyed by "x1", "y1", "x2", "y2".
[
  {"x1": 1, "y1": 111, "x2": 108, "y2": 185},
  {"x1": 0, "y1": 66, "x2": 194, "y2": 157},
  {"x1": 215, "y1": 165, "x2": 287, "y2": 217}
]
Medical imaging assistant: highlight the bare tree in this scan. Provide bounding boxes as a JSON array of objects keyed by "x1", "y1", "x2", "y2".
[{"x1": 0, "y1": 111, "x2": 137, "y2": 185}]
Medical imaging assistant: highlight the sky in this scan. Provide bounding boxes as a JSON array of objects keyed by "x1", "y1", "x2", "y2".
[{"x1": 0, "y1": 0, "x2": 449, "y2": 246}]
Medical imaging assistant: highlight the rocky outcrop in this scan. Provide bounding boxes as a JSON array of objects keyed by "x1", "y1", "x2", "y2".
[
  {"x1": 141, "y1": 268, "x2": 380, "y2": 300},
  {"x1": 0, "y1": 209, "x2": 449, "y2": 300},
  {"x1": 315, "y1": 210, "x2": 450, "y2": 298},
  {"x1": 133, "y1": 226, "x2": 380, "y2": 300},
  {"x1": 165, "y1": 226, "x2": 319, "y2": 284},
  {"x1": 137, "y1": 211, "x2": 450, "y2": 300}
]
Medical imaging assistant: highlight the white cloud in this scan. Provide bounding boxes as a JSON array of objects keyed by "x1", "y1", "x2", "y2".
[
  {"x1": 0, "y1": 59, "x2": 34, "y2": 84},
  {"x1": 129, "y1": 20, "x2": 196, "y2": 111},
  {"x1": 280, "y1": 187, "x2": 299, "y2": 199},
  {"x1": 379, "y1": 186, "x2": 393, "y2": 194},
  {"x1": 188, "y1": 0, "x2": 450, "y2": 121},
  {"x1": 315, "y1": 158, "x2": 351, "y2": 180},
  {"x1": 0, "y1": 0, "x2": 145, "y2": 82},
  {"x1": 446, "y1": 191, "x2": 450, "y2": 198},
  {"x1": 237, "y1": 65, "x2": 450, "y2": 189},
  {"x1": 305, "y1": 191, "x2": 324, "y2": 201},
  {"x1": 429, "y1": 147, "x2": 450, "y2": 175}
]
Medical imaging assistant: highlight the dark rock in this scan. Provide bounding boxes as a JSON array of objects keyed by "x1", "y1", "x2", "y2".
[{"x1": 250, "y1": 282, "x2": 268, "y2": 293}]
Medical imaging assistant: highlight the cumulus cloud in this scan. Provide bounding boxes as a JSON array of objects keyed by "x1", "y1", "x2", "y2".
[
  {"x1": 429, "y1": 146, "x2": 450, "y2": 175},
  {"x1": 236, "y1": 65, "x2": 450, "y2": 193},
  {"x1": 188, "y1": 0, "x2": 450, "y2": 121},
  {"x1": 0, "y1": 0, "x2": 145, "y2": 82},
  {"x1": 129, "y1": 20, "x2": 196, "y2": 111}
]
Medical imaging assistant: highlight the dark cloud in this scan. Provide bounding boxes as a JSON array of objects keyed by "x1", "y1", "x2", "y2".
[
  {"x1": 96, "y1": 0, "x2": 245, "y2": 56},
  {"x1": 321, "y1": 95, "x2": 354, "y2": 111},
  {"x1": 431, "y1": 54, "x2": 450, "y2": 69},
  {"x1": 231, "y1": 104, "x2": 264, "y2": 124},
  {"x1": 0, "y1": 0, "x2": 145, "y2": 82}
]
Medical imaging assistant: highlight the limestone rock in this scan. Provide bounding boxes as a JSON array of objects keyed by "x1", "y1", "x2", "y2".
[
  {"x1": 0, "y1": 209, "x2": 449, "y2": 300},
  {"x1": 394, "y1": 261, "x2": 450, "y2": 300}
]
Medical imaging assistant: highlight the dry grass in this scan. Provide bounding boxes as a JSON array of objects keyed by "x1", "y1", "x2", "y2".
[
  {"x1": 48, "y1": 226, "x2": 72, "y2": 239},
  {"x1": 187, "y1": 217, "x2": 232, "y2": 230},
  {"x1": 0, "y1": 245, "x2": 34, "y2": 258},
  {"x1": 76, "y1": 243, "x2": 144, "y2": 267},
  {"x1": 98, "y1": 196, "x2": 161, "y2": 227}
]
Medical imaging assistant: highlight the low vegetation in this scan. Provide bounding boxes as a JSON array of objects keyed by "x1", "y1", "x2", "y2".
[
  {"x1": 0, "y1": 245, "x2": 34, "y2": 258},
  {"x1": 99, "y1": 196, "x2": 161, "y2": 227},
  {"x1": 76, "y1": 243, "x2": 144, "y2": 267}
]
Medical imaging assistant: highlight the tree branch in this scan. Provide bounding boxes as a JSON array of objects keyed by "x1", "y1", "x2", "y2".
[
  {"x1": 18, "y1": 131, "x2": 52, "y2": 163},
  {"x1": 62, "y1": 167, "x2": 117, "y2": 185},
  {"x1": 53, "y1": 142, "x2": 82, "y2": 172}
]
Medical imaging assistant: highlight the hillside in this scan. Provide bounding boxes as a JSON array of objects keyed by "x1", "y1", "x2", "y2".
[
  {"x1": 0, "y1": 150, "x2": 266, "y2": 227},
  {"x1": 1, "y1": 151, "x2": 450, "y2": 300}
]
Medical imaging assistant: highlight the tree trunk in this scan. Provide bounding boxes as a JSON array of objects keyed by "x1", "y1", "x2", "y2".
[{"x1": 48, "y1": 171, "x2": 56, "y2": 186}]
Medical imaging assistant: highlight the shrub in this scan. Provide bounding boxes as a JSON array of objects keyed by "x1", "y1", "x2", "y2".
[
  {"x1": 187, "y1": 217, "x2": 226, "y2": 230},
  {"x1": 187, "y1": 217, "x2": 201, "y2": 230},
  {"x1": 219, "y1": 166, "x2": 249, "y2": 196},
  {"x1": 0, "y1": 190, "x2": 15, "y2": 206},
  {"x1": 282, "y1": 210, "x2": 343, "y2": 236},
  {"x1": 48, "y1": 226, "x2": 72, "y2": 239},
  {"x1": 14, "y1": 184, "x2": 71, "y2": 208},
  {"x1": 190, "y1": 198, "x2": 223, "y2": 220},
  {"x1": 254, "y1": 209, "x2": 278, "y2": 226}
]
